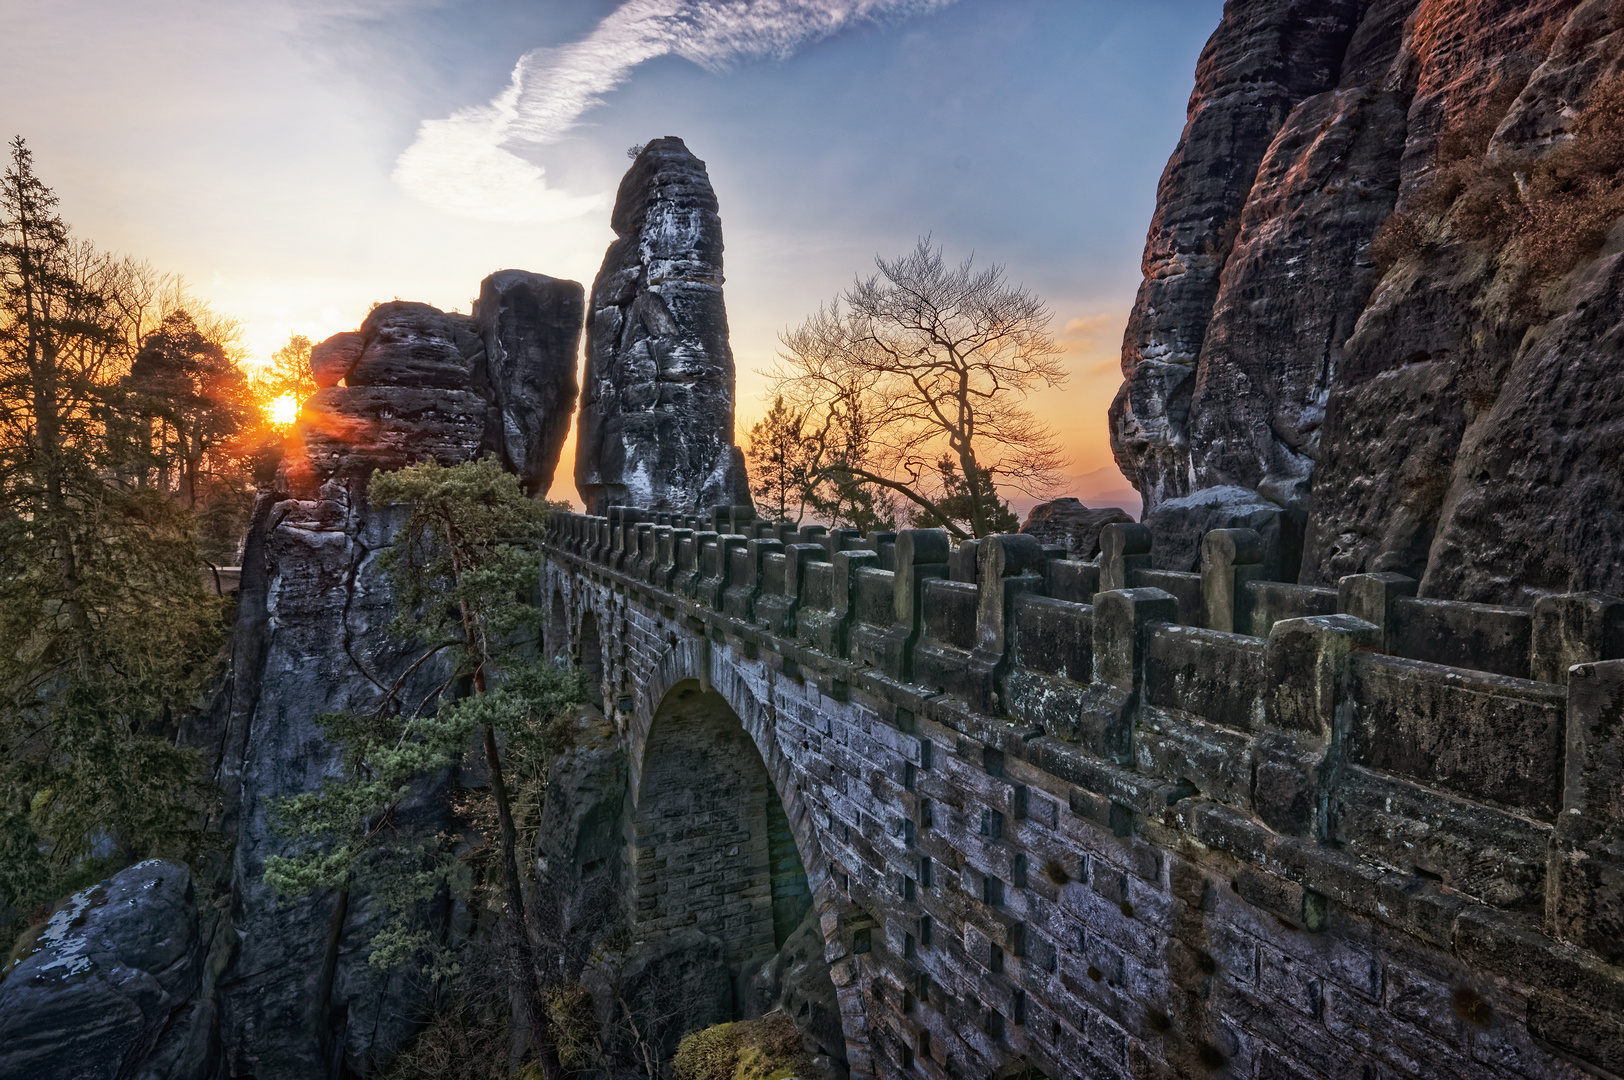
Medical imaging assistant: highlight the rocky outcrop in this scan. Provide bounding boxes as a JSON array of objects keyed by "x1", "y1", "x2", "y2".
[
  {"x1": 0, "y1": 861, "x2": 212, "y2": 1080},
  {"x1": 1019, "y1": 498, "x2": 1134, "y2": 559},
  {"x1": 743, "y1": 908, "x2": 845, "y2": 1070},
  {"x1": 215, "y1": 273, "x2": 580, "y2": 1079},
  {"x1": 529, "y1": 707, "x2": 628, "y2": 981},
  {"x1": 1143, "y1": 485, "x2": 1303, "y2": 580},
  {"x1": 574, "y1": 137, "x2": 752, "y2": 515},
  {"x1": 477, "y1": 270, "x2": 585, "y2": 496},
  {"x1": 303, "y1": 275, "x2": 582, "y2": 494},
  {"x1": 1110, "y1": 0, "x2": 1373, "y2": 509},
  {"x1": 1114, "y1": 0, "x2": 1624, "y2": 603}
]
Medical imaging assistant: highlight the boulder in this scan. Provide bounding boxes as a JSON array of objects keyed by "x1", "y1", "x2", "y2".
[
  {"x1": 582, "y1": 930, "x2": 734, "y2": 1068},
  {"x1": 345, "y1": 301, "x2": 478, "y2": 390},
  {"x1": 1143, "y1": 485, "x2": 1300, "y2": 580},
  {"x1": 744, "y1": 906, "x2": 845, "y2": 1067},
  {"x1": 1019, "y1": 498, "x2": 1133, "y2": 559},
  {"x1": 0, "y1": 861, "x2": 205, "y2": 1080},
  {"x1": 574, "y1": 136, "x2": 752, "y2": 514},
  {"x1": 309, "y1": 331, "x2": 364, "y2": 388}
]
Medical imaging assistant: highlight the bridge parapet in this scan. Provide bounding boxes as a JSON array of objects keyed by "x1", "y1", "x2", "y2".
[{"x1": 543, "y1": 506, "x2": 1624, "y2": 1079}]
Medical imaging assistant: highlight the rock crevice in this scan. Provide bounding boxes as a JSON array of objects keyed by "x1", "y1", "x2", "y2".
[{"x1": 1114, "y1": 0, "x2": 1624, "y2": 603}]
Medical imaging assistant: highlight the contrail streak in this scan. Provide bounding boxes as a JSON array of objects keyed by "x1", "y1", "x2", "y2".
[{"x1": 394, "y1": 0, "x2": 955, "y2": 222}]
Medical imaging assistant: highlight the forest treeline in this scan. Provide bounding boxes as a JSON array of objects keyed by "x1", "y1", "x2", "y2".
[{"x1": 0, "y1": 138, "x2": 310, "y2": 925}]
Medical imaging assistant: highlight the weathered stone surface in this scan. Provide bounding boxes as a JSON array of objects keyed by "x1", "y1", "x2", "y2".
[
  {"x1": 216, "y1": 271, "x2": 580, "y2": 1079},
  {"x1": 582, "y1": 930, "x2": 734, "y2": 1066},
  {"x1": 219, "y1": 478, "x2": 459, "y2": 1080},
  {"x1": 745, "y1": 907, "x2": 845, "y2": 1067},
  {"x1": 303, "y1": 272, "x2": 581, "y2": 496},
  {"x1": 476, "y1": 270, "x2": 583, "y2": 495},
  {"x1": 1179, "y1": 84, "x2": 1409, "y2": 509},
  {"x1": 346, "y1": 301, "x2": 478, "y2": 390},
  {"x1": 1419, "y1": 224, "x2": 1624, "y2": 602},
  {"x1": 0, "y1": 861, "x2": 202, "y2": 1080},
  {"x1": 1109, "y1": 0, "x2": 1370, "y2": 509},
  {"x1": 1113, "y1": 0, "x2": 1624, "y2": 603},
  {"x1": 529, "y1": 707, "x2": 629, "y2": 980},
  {"x1": 308, "y1": 331, "x2": 364, "y2": 388},
  {"x1": 297, "y1": 384, "x2": 490, "y2": 481},
  {"x1": 575, "y1": 136, "x2": 752, "y2": 514},
  {"x1": 1142, "y1": 484, "x2": 1298, "y2": 579},
  {"x1": 1018, "y1": 497, "x2": 1132, "y2": 559},
  {"x1": 542, "y1": 517, "x2": 1624, "y2": 1080}
]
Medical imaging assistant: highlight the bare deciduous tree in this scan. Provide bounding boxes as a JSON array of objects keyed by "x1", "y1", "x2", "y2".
[{"x1": 771, "y1": 239, "x2": 1066, "y2": 538}]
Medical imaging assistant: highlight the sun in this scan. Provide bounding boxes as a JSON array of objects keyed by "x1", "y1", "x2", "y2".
[{"x1": 266, "y1": 393, "x2": 300, "y2": 426}]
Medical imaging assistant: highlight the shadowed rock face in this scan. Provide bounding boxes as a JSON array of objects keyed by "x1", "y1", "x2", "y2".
[
  {"x1": 1019, "y1": 498, "x2": 1134, "y2": 560},
  {"x1": 306, "y1": 276, "x2": 582, "y2": 494},
  {"x1": 575, "y1": 136, "x2": 752, "y2": 515},
  {"x1": 215, "y1": 272, "x2": 580, "y2": 1079},
  {"x1": 1113, "y1": 0, "x2": 1624, "y2": 602},
  {"x1": 0, "y1": 861, "x2": 206, "y2": 1080}
]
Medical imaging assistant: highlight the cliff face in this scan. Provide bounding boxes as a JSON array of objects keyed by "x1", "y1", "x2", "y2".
[
  {"x1": 574, "y1": 137, "x2": 753, "y2": 515},
  {"x1": 216, "y1": 278, "x2": 581, "y2": 1079},
  {"x1": 1112, "y1": 0, "x2": 1624, "y2": 603}
]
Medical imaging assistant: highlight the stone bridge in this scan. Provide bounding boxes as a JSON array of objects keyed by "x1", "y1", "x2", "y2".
[{"x1": 540, "y1": 506, "x2": 1624, "y2": 1080}]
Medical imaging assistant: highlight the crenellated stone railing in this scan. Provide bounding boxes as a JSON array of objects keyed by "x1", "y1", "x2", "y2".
[{"x1": 544, "y1": 505, "x2": 1624, "y2": 1079}]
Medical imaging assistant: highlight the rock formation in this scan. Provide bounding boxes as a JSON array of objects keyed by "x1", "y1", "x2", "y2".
[
  {"x1": 574, "y1": 137, "x2": 752, "y2": 515},
  {"x1": 1142, "y1": 484, "x2": 1302, "y2": 579},
  {"x1": 0, "y1": 861, "x2": 211, "y2": 1080},
  {"x1": 1019, "y1": 497, "x2": 1133, "y2": 559},
  {"x1": 213, "y1": 275, "x2": 581, "y2": 1078},
  {"x1": 1112, "y1": 0, "x2": 1624, "y2": 603}
]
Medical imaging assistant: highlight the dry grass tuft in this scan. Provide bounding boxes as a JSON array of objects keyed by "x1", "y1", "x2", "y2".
[
  {"x1": 1374, "y1": 71, "x2": 1624, "y2": 298},
  {"x1": 1516, "y1": 72, "x2": 1624, "y2": 281},
  {"x1": 673, "y1": 1011, "x2": 819, "y2": 1080}
]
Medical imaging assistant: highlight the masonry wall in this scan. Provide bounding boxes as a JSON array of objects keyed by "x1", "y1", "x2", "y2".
[
  {"x1": 635, "y1": 684, "x2": 779, "y2": 973},
  {"x1": 541, "y1": 508, "x2": 1624, "y2": 1080}
]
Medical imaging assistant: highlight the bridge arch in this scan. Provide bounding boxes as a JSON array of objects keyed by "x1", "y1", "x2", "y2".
[
  {"x1": 625, "y1": 637, "x2": 865, "y2": 1071},
  {"x1": 546, "y1": 588, "x2": 567, "y2": 661}
]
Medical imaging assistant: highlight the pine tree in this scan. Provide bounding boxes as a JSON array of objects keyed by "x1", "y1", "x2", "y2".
[
  {"x1": 265, "y1": 457, "x2": 583, "y2": 1079},
  {"x1": 745, "y1": 395, "x2": 811, "y2": 522},
  {"x1": 0, "y1": 138, "x2": 226, "y2": 914},
  {"x1": 124, "y1": 310, "x2": 255, "y2": 508},
  {"x1": 257, "y1": 333, "x2": 317, "y2": 406}
]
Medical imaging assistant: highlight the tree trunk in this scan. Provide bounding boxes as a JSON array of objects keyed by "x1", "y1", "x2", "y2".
[{"x1": 482, "y1": 719, "x2": 563, "y2": 1080}]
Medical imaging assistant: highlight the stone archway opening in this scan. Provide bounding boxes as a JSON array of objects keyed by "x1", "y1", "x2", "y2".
[
  {"x1": 547, "y1": 589, "x2": 568, "y2": 661},
  {"x1": 633, "y1": 681, "x2": 812, "y2": 975},
  {"x1": 623, "y1": 680, "x2": 845, "y2": 1070}
]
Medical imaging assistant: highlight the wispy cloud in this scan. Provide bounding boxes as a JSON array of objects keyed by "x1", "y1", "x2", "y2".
[{"x1": 394, "y1": 0, "x2": 955, "y2": 222}]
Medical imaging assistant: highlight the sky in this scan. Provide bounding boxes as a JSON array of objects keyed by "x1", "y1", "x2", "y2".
[{"x1": 0, "y1": 0, "x2": 1223, "y2": 515}]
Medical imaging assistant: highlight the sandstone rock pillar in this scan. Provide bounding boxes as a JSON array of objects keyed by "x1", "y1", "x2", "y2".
[{"x1": 575, "y1": 137, "x2": 752, "y2": 514}]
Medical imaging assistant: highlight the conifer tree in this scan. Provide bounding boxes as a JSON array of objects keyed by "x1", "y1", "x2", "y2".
[
  {"x1": 265, "y1": 457, "x2": 582, "y2": 1079},
  {"x1": 745, "y1": 395, "x2": 811, "y2": 522},
  {"x1": 0, "y1": 137, "x2": 225, "y2": 914}
]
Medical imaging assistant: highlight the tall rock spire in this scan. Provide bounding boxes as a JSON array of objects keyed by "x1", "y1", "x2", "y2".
[{"x1": 574, "y1": 136, "x2": 753, "y2": 514}]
